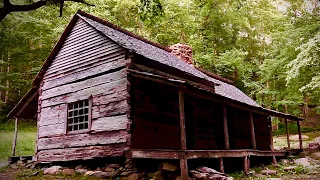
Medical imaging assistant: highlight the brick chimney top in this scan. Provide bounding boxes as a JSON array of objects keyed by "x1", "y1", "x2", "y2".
[{"x1": 169, "y1": 43, "x2": 193, "y2": 66}]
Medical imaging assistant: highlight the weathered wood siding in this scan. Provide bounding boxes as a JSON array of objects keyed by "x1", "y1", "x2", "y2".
[
  {"x1": 36, "y1": 18, "x2": 129, "y2": 162},
  {"x1": 130, "y1": 77, "x2": 181, "y2": 149},
  {"x1": 253, "y1": 114, "x2": 272, "y2": 150},
  {"x1": 185, "y1": 95, "x2": 225, "y2": 150},
  {"x1": 227, "y1": 107, "x2": 253, "y2": 149}
]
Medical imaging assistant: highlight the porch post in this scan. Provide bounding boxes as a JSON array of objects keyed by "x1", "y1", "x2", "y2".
[
  {"x1": 11, "y1": 117, "x2": 18, "y2": 156},
  {"x1": 219, "y1": 158, "x2": 225, "y2": 173},
  {"x1": 297, "y1": 120, "x2": 303, "y2": 150},
  {"x1": 243, "y1": 156, "x2": 248, "y2": 174},
  {"x1": 223, "y1": 105, "x2": 230, "y2": 150},
  {"x1": 179, "y1": 90, "x2": 188, "y2": 179},
  {"x1": 269, "y1": 117, "x2": 277, "y2": 164},
  {"x1": 249, "y1": 112, "x2": 257, "y2": 150},
  {"x1": 284, "y1": 119, "x2": 290, "y2": 150}
]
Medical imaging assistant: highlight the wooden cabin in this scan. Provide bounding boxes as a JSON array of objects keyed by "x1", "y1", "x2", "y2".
[{"x1": 8, "y1": 10, "x2": 303, "y2": 177}]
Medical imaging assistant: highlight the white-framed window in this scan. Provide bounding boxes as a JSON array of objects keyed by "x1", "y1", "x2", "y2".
[{"x1": 67, "y1": 99, "x2": 91, "y2": 133}]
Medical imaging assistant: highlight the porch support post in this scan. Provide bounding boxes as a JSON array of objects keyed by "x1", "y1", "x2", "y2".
[
  {"x1": 249, "y1": 112, "x2": 257, "y2": 150},
  {"x1": 284, "y1": 119, "x2": 290, "y2": 150},
  {"x1": 243, "y1": 156, "x2": 248, "y2": 174},
  {"x1": 269, "y1": 117, "x2": 277, "y2": 164},
  {"x1": 179, "y1": 90, "x2": 188, "y2": 179},
  {"x1": 297, "y1": 120, "x2": 303, "y2": 150},
  {"x1": 223, "y1": 105, "x2": 230, "y2": 150},
  {"x1": 219, "y1": 158, "x2": 224, "y2": 173},
  {"x1": 11, "y1": 117, "x2": 18, "y2": 156}
]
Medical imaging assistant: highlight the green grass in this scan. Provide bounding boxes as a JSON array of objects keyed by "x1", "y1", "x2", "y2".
[{"x1": 0, "y1": 131, "x2": 36, "y2": 162}]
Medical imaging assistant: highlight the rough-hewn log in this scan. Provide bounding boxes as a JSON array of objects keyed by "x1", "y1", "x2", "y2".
[
  {"x1": 243, "y1": 156, "x2": 248, "y2": 174},
  {"x1": 131, "y1": 149, "x2": 288, "y2": 159},
  {"x1": 249, "y1": 112, "x2": 257, "y2": 150},
  {"x1": 179, "y1": 90, "x2": 187, "y2": 150},
  {"x1": 92, "y1": 99, "x2": 128, "y2": 119},
  {"x1": 223, "y1": 105, "x2": 230, "y2": 150},
  {"x1": 284, "y1": 119, "x2": 290, "y2": 150},
  {"x1": 37, "y1": 130, "x2": 128, "y2": 150},
  {"x1": 42, "y1": 68, "x2": 126, "y2": 100},
  {"x1": 91, "y1": 115, "x2": 128, "y2": 133},
  {"x1": 41, "y1": 78, "x2": 127, "y2": 108},
  {"x1": 11, "y1": 117, "x2": 18, "y2": 156},
  {"x1": 38, "y1": 123, "x2": 65, "y2": 138},
  {"x1": 37, "y1": 143, "x2": 126, "y2": 162},
  {"x1": 297, "y1": 120, "x2": 303, "y2": 150},
  {"x1": 38, "y1": 105, "x2": 67, "y2": 126},
  {"x1": 180, "y1": 157, "x2": 189, "y2": 179},
  {"x1": 42, "y1": 55, "x2": 126, "y2": 90},
  {"x1": 219, "y1": 158, "x2": 224, "y2": 173},
  {"x1": 269, "y1": 118, "x2": 277, "y2": 164}
]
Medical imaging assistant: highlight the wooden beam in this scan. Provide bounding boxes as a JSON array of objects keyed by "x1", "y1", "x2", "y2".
[
  {"x1": 180, "y1": 157, "x2": 189, "y2": 180},
  {"x1": 269, "y1": 118, "x2": 277, "y2": 164},
  {"x1": 131, "y1": 149, "x2": 288, "y2": 159},
  {"x1": 243, "y1": 156, "x2": 248, "y2": 174},
  {"x1": 250, "y1": 112, "x2": 257, "y2": 150},
  {"x1": 223, "y1": 105, "x2": 230, "y2": 150},
  {"x1": 219, "y1": 158, "x2": 224, "y2": 173},
  {"x1": 11, "y1": 117, "x2": 18, "y2": 156},
  {"x1": 297, "y1": 121, "x2": 303, "y2": 150},
  {"x1": 179, "y1": 90, "x2": 187, "y2": 150},
  {"x1": 284, "y1": 119, "x2": 290, "y2": 150}
]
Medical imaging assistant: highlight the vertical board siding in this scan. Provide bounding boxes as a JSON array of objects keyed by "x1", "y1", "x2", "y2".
[{"x1": 37, "y1": 18, "x2": 129, "y2": 161}]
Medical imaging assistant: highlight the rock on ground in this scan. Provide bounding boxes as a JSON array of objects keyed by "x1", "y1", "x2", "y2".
[
  {"x1": 290, "y1": 135, "x2": 309, "y2": 141},
  {"x1": 294, "y1": 158, "x2": 311, "y2": 167},
  {"x1": 261, "y1": 170, "x2": 277, "y2": 175},
  {"x1": 44, "y1": 166, "x2": 62, "y2": 175},
  {"x1": 61, "y1": 168, "x2": 75, "y2": 176},
  {"x1": 159, "y1": 163, "x2": 178, "y2": 172}
]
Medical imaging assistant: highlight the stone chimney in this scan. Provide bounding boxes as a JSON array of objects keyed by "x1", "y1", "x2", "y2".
[{"x1": 169, "y1": 43, "x2": 193, "y2": 66}]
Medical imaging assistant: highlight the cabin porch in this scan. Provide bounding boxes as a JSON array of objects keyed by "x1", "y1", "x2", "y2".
[{"x1": 128, "y1": 71, "x2": 303, "y2": 177}]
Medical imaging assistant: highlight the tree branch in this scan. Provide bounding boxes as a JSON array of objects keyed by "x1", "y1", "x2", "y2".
[{"x1": 0, "y1": 0, "x2": 94, "y2": 22}]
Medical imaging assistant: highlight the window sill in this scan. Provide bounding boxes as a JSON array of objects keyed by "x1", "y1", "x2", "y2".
[{"x1": 66, "y1": 129, "x2": 91, "y2": 135}]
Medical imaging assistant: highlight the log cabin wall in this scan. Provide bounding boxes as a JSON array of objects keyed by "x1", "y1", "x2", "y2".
[
  {"x1": 226, "y1": 106, "x2": 252, "y2": 149},
  {"x1": 36, "y1": 18, "x2": 130, "y2": 162},
  {"x1": 130, "y1": 77, "x2": 181, "y2": 149},
  {"x1": 253, "y1": 114, "x2": 272, "y2": 150},
  {"x1": 185, "y1": 94, "x2": 225, "y2": 150}
]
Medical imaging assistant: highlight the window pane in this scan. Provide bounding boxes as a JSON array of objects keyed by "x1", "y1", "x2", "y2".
[
  {"x1": 84, "y1": 108, "x2": 88, "y2": 114},
  {"x1": 68, "y1": 118, "x2": 73, "y2": 124},
  {"x1": 68, "y1": 126, "x2": 73, "y2": 131},
  {"x1": 85, "y1": 100, "x2": 89, "y2": 106},
  {"x1": 79, "y1": 124, "x2": 84, "y2": 130},
  {"x1": 79, "y1": 116, "x2": 84, "y2": 122},
  {"x1": 74, "y1": 110, "x2": 78, "y2": 116},
  {"x1": 84, "y1": 123, "x2": 88, "y2": 129},
  {"x1": 74, "y1": 103, "x2": 78, "y2": 109},
  {"x1": 68, "y1": 111, "x2": 73, "y2": 117},
  {"x1": 79, "y1": 109, "x2": 83, "y2": 115},
  {"x1": 74, "y1": 117, "x2": 79, "y2": 123},
  {"x1": 74, "y1": 125, "x2": 78, "y2": 131},
  {"x1": 79, "y1": 102, "x2": 83, "y2": 108},
  {"x1": 85, "y1": 116, "x2": 88, "y2": 122}
]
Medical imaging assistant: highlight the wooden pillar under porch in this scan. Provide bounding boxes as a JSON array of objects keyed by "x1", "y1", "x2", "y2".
[
  {"x1": 219, "y1": 158, "x2": 224, "y2": 173},
  {"x1": 11, "y1": 117, "x2": 18, "y2": 156},
  {"x1": 179, "y1": 89, "x2": 189, "y2": 179},
  {"x1": 269, "y1": 118, "x2": 277, "y2": 164},
  {"x1": 249, "y1": 112, "x2": 257, "y2": 150},
  {"x1": 297, "y1": 120, "x2": 303, "y2": 150},
  {"x1": 243, "y1": 156, "x2": 249, "y2": 174},
  {"x1": 284, "y1": 119, "x2": 291, "y2": 151},
  {"x1": 223, "y1": 105, "x2": 230, "y2": 150}
]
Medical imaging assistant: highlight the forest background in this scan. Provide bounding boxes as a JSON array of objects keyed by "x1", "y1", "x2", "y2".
[{"x1": 0, "y1": 0, "x2": 320, "y2": 128}]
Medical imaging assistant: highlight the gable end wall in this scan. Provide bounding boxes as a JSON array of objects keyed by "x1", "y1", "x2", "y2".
[{"x1": 36, "y1": 18, "x2": 131, "y2": 162}]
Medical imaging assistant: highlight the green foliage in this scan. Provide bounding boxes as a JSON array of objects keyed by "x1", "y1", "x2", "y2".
[
  {"x1": 0, "y1": 131, "x2": 36, "y2": 161},
  {"x1": 1, "y1": 0, "x2": 320, "y2": 121}
]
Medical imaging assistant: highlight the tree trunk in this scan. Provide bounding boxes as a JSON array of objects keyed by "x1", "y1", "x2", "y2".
[{"x1": 303, "y1": 95, "x2": 309, "y2": 118}]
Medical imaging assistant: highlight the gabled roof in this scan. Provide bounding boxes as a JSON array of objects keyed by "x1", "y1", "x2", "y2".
[
  {"x1": 76, "y1": 11, "x2": 260, "y2": 107},
  {"x1": 9, "y1": 10, "x2": 302, "y2": 121}
]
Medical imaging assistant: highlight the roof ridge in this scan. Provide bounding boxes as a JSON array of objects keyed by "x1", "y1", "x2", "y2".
[{"x1": 77, "y1": 10, "x2": 171, "y2": 52}]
